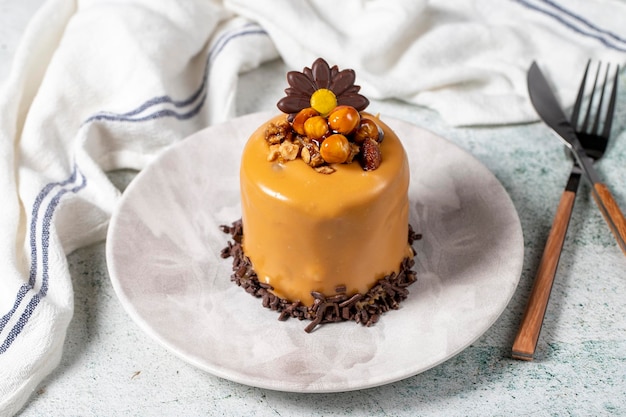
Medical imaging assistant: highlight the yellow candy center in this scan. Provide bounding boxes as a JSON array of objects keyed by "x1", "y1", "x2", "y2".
[{"x1": 310, "y1": 89, "x2": 337, "y2": 116}]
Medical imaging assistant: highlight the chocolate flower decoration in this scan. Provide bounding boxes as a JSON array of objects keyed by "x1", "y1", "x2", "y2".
[{"x1": 277, "y1": 58, "x2": 369, "y2": 115}]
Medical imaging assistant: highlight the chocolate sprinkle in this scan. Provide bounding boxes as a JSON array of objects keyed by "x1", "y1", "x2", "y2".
[{"x1": 220, "y1": 220, "x2": 421, "y2": 333}]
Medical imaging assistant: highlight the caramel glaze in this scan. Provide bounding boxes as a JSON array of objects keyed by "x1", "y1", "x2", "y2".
[{"x1": 240, "y1": 113, "x2": 412, "y2": 306}]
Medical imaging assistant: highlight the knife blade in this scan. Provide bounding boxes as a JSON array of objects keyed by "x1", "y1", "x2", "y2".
[{"x1": 527, "y1": 61, "x2": 626, "y2": 256}]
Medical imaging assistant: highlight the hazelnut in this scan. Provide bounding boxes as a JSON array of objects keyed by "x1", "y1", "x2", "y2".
[
  {"x1": 320, "y1": 134, "x2": 351, "y2": 164},
  {"x1": 328, "y1": 106, "x2": 360, "y2": 135},
  {"x1": 292, "y1": 108, "x2": 319, "y2": 135},
  {"x1": 353, "y1": 118, "x2": 381, "y2": 144},
  {"x1": 304, "y1": 116, "x2": 329, "y2": 140}
]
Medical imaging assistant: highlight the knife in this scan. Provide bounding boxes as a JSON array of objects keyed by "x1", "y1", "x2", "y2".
[{"x1": 527, "y1": 61, "x2": 626, "y2": 256}]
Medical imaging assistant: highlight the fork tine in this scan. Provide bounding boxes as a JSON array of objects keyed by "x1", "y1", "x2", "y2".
[
  {"x1": 581, "y1": 61, "x2": 602, "y2": 133},
  {"x1": 591, "y1": 64, "x2": 610, "y2": 135},
  {"x1": 602, "y1": 64, "x2": 620, "y2": 139},
  {"x1": 571, "y1": 59, "x2": 590, "y2": 126}
]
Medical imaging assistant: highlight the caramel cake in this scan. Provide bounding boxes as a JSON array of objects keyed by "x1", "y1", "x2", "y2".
[{"x1": 221, "y1": 58, "x2": 420, "y2": 332}]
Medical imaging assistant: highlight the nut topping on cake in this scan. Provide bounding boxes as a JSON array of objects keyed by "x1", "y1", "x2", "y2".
[{"x1": 267, "y1": 58, "x2": 384, "y2": 173}]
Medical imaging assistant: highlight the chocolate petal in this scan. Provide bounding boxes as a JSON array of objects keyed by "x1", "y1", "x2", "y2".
[
  {"x1": 329, "y1": 69, "x2": 356, "y2": 96},
  {"x1": 277, "y1": 95, "x2": 312, "y2": 114},
  {"x1": 284, "y1": 87, "x2": 300, "y2": 96},
  {"x1": 287, "y1": 71, "x2": 317, "y2": 95},
  {"x1": 302, "y1": 67, "x2": 315, "y2": 86},
  {"x1": 311, "y1": 58, "x2": 332, "y2": 89},
  {"x1": 283, "y1": 90, "x2": 310, "y2": 100},
  {"x1": 337, "y1": 93, "x2": 369, "y2": 111},
  {"x1": 330, "y1": 65, "x2": 339, "y2": 79}
]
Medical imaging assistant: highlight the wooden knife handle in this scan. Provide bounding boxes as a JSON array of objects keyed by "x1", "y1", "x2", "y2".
[
  {"x1": 512, "y1": 188, "x2": 576, "y2": 361},
  {"x1": 592, "y1": 183, "x2": 626, "y2": 256}
]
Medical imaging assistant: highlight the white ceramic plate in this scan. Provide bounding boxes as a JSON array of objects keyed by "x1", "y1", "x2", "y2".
[{"x1": 106, "y1": 112, "x2": 524, "y2": 393}]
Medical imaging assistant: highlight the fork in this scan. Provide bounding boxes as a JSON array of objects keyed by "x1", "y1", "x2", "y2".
[{"x1": 512, "y1": 60, "x2": 619, "y2": 361}]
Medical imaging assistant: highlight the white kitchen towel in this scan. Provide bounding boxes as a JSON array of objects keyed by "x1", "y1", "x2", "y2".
[
  {"x1": 227, "y1": 0, "x2": 626, "y2": 125},
  {"x1": 1, "y1": 0, "x2": 625, "y2": 415},
  {"x1": 0, "y1": 1, "x2": 277, "y2": 416}
]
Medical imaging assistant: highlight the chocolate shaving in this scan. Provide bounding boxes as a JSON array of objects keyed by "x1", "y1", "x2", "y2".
[{"x1": 220, "y1": 220, "x2": 421, "y2": 333}]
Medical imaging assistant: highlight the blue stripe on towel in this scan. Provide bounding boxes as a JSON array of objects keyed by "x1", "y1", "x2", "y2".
[
  {"x1": 0, "y1": 167, "x2": 82, "y2": 337},
  {"x1": 84, "y1": 25, "x2": 267, "y2": 124},
  {"x1": 0, "y1": 167, "x2": 87, "y2": 354},
  {"x1": 28, "y1": 168, "x2": 80, "y2": 287},
  {"x1": 0, "y1": 23, "x2": 269, "y2": 354},
  {"x1": 514, "y1": 0, "x2": 626, "y2": 52},
  {"x1": 540, "y1": 0, "x2": 626, "y2": 45}
]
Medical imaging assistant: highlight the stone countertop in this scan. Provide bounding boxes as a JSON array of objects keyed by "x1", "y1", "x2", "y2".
[{"x1": 4, "y1": 3, "x2": 626, "y2": 416}]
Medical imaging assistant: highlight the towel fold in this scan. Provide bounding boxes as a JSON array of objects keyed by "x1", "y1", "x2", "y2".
[
  {"x1": 227, "y1": 0, "x2": 626, "y2": 125},
  {"x1": 1, "y1": 0, "x2": 625, "y2": 415}
]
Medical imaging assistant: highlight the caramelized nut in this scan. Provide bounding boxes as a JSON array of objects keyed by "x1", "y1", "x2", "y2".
[
  {"x1": 320, "y1": 134, "x2": 351, "y2": 164},
  {"x1": 304, "y1": 116, "x2": 329, "y2": 140},
  {"x1": 301, "y1": 142, "x2": 324, "y2": 167},
  {"x1": 360, "y1": 138, "x2": 382, "y2": 170},
  {"x1": 328, "y1": 106, "x2": 360, "y2": 135},
  {"x1": 346, "y1": 142, "x2": 360, "y2": 163},
  {"x1": 301, "y1": 146, "x2": 311, "y2": 164},
  {"x1": 353, "y1": 118, "x2": 380, "y2": 144},
  {"x1": 292, "y1": 108, "x2": 319, "y2": 135}
]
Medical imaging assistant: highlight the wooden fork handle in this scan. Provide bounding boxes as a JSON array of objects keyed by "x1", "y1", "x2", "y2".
[
  {"x1": 592, "y1": 183, "x2": 626, "y2": 256},
  {"x1": 512, "y1": 188, "x2": 576, "y2": 361}
]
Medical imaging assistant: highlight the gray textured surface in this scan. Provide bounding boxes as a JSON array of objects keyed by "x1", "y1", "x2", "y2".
[{"x1": 3, "y1": 3, "x2": 626, "y2": 416}]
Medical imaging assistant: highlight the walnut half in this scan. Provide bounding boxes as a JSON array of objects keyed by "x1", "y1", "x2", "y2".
[{"x1": 265, "y1": 120, "x2": 293, "y2": 145}]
